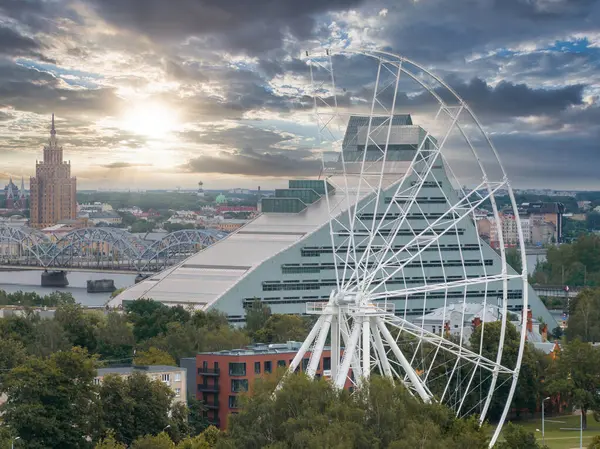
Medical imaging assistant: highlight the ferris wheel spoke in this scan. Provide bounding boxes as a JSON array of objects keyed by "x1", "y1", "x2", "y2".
[
  {"x1": 353, "y1": 179, "x2": 508, "y2": 294},
  {"x1": 367, "y1": 273, "x2": 521, "y2": 301},
  {"x1": 381, "y1": 315, "x2": 513, "y2": 375}
]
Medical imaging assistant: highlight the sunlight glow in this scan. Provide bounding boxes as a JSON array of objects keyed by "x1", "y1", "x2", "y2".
[{"x1": 121, "y1": 102, "x2": 180, "y2": 138}]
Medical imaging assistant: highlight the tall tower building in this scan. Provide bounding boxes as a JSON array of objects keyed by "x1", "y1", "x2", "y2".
[{"x1": 29, "y1": 114, "x2": 77, "y2": 228}]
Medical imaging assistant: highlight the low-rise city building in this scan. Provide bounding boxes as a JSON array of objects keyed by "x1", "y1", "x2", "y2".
[
  {"x1": 87, "y1": 211, "x2": 122, "y2": 225},
  {"x1": 94, "y1": 365, "x2": 187, "y2": 405},
  {"x1": 181, "y1": 342, "x2": 350, "y2": 429}
]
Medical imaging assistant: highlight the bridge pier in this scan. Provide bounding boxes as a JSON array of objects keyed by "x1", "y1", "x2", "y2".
[{"x1": 41, "y1": 270, "x2": 69, "y2": 287}]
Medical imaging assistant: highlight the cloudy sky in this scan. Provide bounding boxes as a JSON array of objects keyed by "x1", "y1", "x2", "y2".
[{"x1": 0, "y1": 0, "x2": 598, "y2": 190}]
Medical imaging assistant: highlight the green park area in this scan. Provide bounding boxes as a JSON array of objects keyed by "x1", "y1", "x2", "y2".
[{"x1": 501, "y1": 414, "x2": 600, "y2": 449}]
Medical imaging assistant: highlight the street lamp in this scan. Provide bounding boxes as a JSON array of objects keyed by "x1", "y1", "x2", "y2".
[
  {"x1": 542, "y1": 396, "x2": 550, "y2": 447},
  {"x1": 12, "y1": 437, "x2": 20, "y2": 449},
  {"x1": 580, "y1": 408, "x2": 583, "y2": 449}
]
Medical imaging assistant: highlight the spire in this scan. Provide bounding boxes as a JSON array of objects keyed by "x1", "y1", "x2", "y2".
[
  {"x1": 19, "y1": 176, "x2": 25, "y2": 199},
  {"x1": 6, "y1": 178, "x2": 14, "y2": 199},
  {"x1": 50, "y1": 113, "x2": 56, "y2": 137}
]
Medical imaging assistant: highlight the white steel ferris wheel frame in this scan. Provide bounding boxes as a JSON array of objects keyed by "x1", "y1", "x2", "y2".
[{"x1": 281, "y1": 49, "x2": 529, "y2": 447}]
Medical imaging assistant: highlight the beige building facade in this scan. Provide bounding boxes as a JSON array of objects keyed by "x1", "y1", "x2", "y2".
[
  {"x1": 94, "y1": 365, "x2": 187, "y2": 405},
  {"x1": 30, "y1": 114, "x2": 77, "y2": 228}
]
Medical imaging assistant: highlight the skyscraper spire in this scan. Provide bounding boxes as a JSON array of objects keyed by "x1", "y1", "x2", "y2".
[
  {"x1": 19, "y1": 176, "x2": 25, "y2": 199},
  {"x1": 50, "y1": 113, "x2": 56, "y2": 137}
]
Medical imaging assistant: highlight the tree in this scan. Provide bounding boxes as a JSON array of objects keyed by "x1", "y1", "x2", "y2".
[
  {"x1": 55, "y1": 302, "x2": 99, "y2": 351},
  {"x1": 187, "y1": 397, "x2": 209, "y2": 436},
  {"x1": 506, "y1": 247, "x2": 522, "y2": 274},
  {"x1": 1, "y1": 347, "x2": 100, "y2": 449},
  {"x1": 589, "y1": 435, "x2": 600, "y2": 449},
  {"x1": 546, "y1": 339, "x2": 600, "y2": 429},
  {"x1": 168, "y1": 402, "x2": 190, "y2": 443},
  {"x1": 0, "y1": 338, "x2": 27, "y2": 384},
  {"x1": 126, "y1": 300, "x2": 190, "y2": 342},
  {"x1": 496, "y1": 422, "x2": 545, "y2": 449},
  {"x1": 551, "y1": 326, "x2": 564, "y2": 340},
  {"x1": 131, "y1": 433, "x2": 175, "y2": 449},
  {"x1": 253, "y1": 314, "x2": 308, "y2": 343},
  {"x1": 99, "y1": 372, "x2": 175, "y2": 444},
  {"x1": 566, "y1": 288, "x2": 600, "y2": 342},
  {"x1": 95, "y1": 312, "x2": 135, "y2": 361},
  {"x1": 134, "y1": 347, "x2": 177, "y2": 366},
  {"x1": 95, "y1": 432, "x2": 126, "y2": 449},
  {"x1": 244, "y1": 300, "x2": 271, "y2": 338},
  {"x1": 221, "y1": 374, "x2": 489, "y2": 449},
  {"x1": 29, "y1": 317, "x2": 71, "y2": 357}
]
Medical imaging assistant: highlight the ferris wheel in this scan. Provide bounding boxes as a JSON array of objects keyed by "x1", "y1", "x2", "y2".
[{"x1": 283, "y1": 50, "x2": 528, "y2": 447}]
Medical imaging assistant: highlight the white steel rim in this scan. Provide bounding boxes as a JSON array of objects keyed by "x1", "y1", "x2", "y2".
[{"x1": 280, "y1": 49, "x2": 528, "y2": 448}]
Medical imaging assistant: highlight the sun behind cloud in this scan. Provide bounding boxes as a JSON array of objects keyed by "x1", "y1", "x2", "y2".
[{"x1": 121, "y1": 101, "x2": 180, "y2": 138}]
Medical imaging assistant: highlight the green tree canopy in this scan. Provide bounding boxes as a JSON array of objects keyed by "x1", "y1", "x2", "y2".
[
  {"x1": 546, "y1": 339, "x2": 600, "y2": 429},
  {"x1": 1, "y1": 347, "x2": 100, "y2": 449},
  {"x1": 98, "y1": 371, "x2": 177, "y2": 444},
  {"x1": 220, "y1": 374, "x2": 490, "y2": 449},
  {"x1": 134, "y1": 347, "x2": 177, "y2": 366}
]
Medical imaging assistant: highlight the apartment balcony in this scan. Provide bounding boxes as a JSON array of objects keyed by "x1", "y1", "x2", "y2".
[
  {"x1": 198, "y1": 384, "x2": 220, "y2": 393},
  {"x1": 198, "y1": 368, "x2": 220, "y2": 376},
  {"x1": 203, "y1": 402, "x2": 220, "y2": 410}
]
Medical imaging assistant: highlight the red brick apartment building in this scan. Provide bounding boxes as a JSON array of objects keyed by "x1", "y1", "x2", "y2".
[{"x1": 181, "y1": 341, "x2": 348, "y2": 429}]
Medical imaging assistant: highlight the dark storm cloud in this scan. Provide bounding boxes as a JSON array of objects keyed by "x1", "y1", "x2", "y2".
[
  {"x1": 181, "y1": 146, "x2": 320, "y2": 177},
  {"x1": 376, "y1": 0, "x2": 600, "y2": 63},
  {"x1": 443, "y1": 78, "x2": 585, "y2": 118},
  {"x1": 86, "y1": 0, "x2": 365, "y2": 53},
  {"x1": 179, "y1": 125, "x2": 294, "y2": 149},
  {"x1": 0, "y1": 62, "x2": 122, "y2": 117},
  {"x1": 492, "y1": 0, "x2": 597, "y2": 18}
]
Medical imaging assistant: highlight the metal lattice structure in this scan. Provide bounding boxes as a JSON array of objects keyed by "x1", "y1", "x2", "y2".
[
  {"x1": 0, "y1": 225, "x2": 50, "y2": 265},
  {"x1": 0, "y1": 224, "x2": 225, "y2": 272},
  {"x1": 281, "y1": 49, "x2": 528, "y2": 447},
  {"x1": 138, "y1": 229, "x2": 225, "y2": 271}
]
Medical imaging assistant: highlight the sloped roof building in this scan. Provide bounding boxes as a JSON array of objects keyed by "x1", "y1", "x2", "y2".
[{"x1": 109, "y1": 115, "x2": 556, "y2": 328}]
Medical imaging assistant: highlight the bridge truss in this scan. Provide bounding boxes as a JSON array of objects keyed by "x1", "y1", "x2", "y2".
[{"x1": 0, "y1": 224, "x2": 225, "y2": 272}]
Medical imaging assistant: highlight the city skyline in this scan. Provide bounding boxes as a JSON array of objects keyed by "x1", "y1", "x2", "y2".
[{"x1": 0, "y1": 1, "x2": 598, "y2": 190}]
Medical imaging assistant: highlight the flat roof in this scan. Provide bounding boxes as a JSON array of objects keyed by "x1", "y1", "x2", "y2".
[{"x1": 97, "y1": 365, "x2": 185, "y2": 376}]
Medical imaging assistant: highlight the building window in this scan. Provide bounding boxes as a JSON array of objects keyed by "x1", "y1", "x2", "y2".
[
  {"x1": 254, "y1": 362, "x2": 261, "y2": 374},
  {"x1": 229, "y1": 396, "x2": 239, "y2": 408},
  {"x1": 174, "y1": 373, "x2": 181, "y2": 382},
  {"x1": 161, "y1": 374, "x2": 170, "y2": 382},
  {"x1": 277, "y1": 360, "x2": 286, "y2": 368},
  {"x1": 302, "y1": 358, "x2": 309, "y2": 371},
  {"x1": 323, "y1": 357, "x2": 331, "y2": 371},
  {"x1": 93, "y1": 378, "x2": 101, "y2": 385},
  {"x1": 229, "y1": 362, "x2": 246, "y2": 376},
  {"x1": 175, "y1": 388, "x2": 181, "y2": 397},
  {"x1": 264, "y1": 361, "x2": 272, "y2": 373},
  {"x1": 231, "y1": 379, "x2": 249, "y2": 393}
]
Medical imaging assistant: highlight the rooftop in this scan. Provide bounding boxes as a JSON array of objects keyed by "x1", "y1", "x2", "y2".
[
  {"x1": 192, "y1": 341, "x2": 328, "y2": 357},
  {"x1": 96, "y1": 365, "x2": 185, "y2": 376}
]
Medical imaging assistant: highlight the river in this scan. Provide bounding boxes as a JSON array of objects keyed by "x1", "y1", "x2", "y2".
[
  {"x1": 0, "y1": 253, "x2": 550, "y2": 309},
  {"x1": 0, "y1": 270, "x2": 137, "y2": 307}
]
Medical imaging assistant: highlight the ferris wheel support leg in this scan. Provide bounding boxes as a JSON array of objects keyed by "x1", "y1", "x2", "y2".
[
  {"x1": 371, "y1": 318, "x2": 392, "y2": 378},
  {"x1": 307, "y1": 314, "x2": 332, "y2": 378},
  {"x1": 376, "y1": 317, "x2": 432, "y2": 403},
  {"x1": 287, "y1": 315, "x2": 325, "y2": 375},
  {"x1": 339, "y1": 313, "x2": 363, "y2": 382},
  {"x1": 331, "y1": 313, "x2": 340, "y2": 380},
  {"x1": 335, "y1": 318, "x2": 361, "y2": 389},
  {"x1": 362, "y1": 316, "x2": 371, "y2": 380}
]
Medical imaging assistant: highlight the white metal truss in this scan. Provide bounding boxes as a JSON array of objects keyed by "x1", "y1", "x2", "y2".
[
  {"x1": 0, "y1": 224, "x2": 225, "y2": 272},
  {"x1": 280, "y1": 49, "x2": 529, "y2": 448}
]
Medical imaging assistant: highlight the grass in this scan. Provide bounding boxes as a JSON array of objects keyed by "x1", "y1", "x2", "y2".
[{"x1": 505, "y1": 414, "x2": 600, "y2": 449}]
